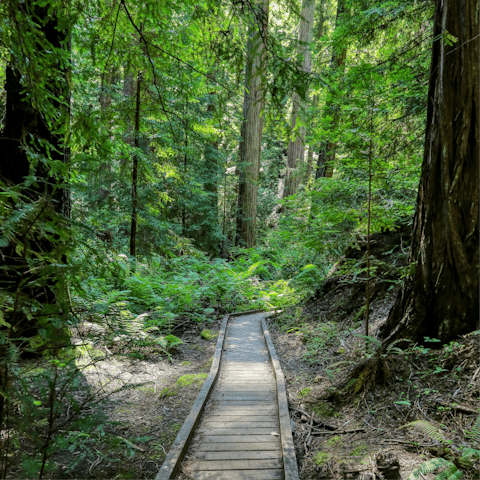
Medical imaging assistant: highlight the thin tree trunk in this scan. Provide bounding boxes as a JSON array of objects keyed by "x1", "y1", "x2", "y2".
[
  {"x1": 236, "y1": 0, "x2": 269, "y2": 247},
  {"x1": 315, "y1": 143, "x2": 327, "y2": 178},
  {"x1": 283, "y1": 0, "x2": 315, "y2": 198},
  {"x1": 129, "y1": 71, "x2": 141, "y2": 257},
  {"x1": 306, "y1": 146, "x2": 315, "y2": 180},
  {"x1": 379, "y1": 0, "x2": 479, "y2": 345}
]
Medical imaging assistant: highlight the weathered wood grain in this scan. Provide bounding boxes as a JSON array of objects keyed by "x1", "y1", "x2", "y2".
[
  {"x1": 193, "y1": 451, "x2": 282, "y2": 461},
  {"x1": 188, "y1": 469, "x2": 284, "y2": 479},
  {"x1": 194, "y1": 442, "x2": 282, "y2": 451},
  {"x1": 194, "y1": 434, "x2": 279, "y2": 443},
  {"x1": 197, "y1": 427, "x2": 279, "y2": 435},
  {"x1": 201, "y1": 421, "x2": 279, "y2": 429},
  {"x1": 192, "y1": 458, "x2": 283, "y2": 471}
]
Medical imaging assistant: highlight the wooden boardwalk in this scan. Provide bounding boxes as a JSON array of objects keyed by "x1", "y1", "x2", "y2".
[{"x1": 180, "y1": 313, "x2": 284, "y2": 479}]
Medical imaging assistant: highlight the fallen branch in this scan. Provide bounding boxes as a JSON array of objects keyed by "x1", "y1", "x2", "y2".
[
  {"x1": 305, "y1": 412, "x2": 315, "y2": 450},
  {"x1": 435, "y1": 399, "x2": 479, "y2": 415},
  {"x1": 311, "y1": 427, "x2": 366, "y2": 435},
  {"x1": 291, "y1": 406, "x2": 336, "y2": 430}
]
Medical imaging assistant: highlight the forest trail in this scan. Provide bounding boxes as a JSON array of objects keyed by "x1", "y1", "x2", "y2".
[{"x1": 172, "y1": 313, "x2": 296, "y2": 479}]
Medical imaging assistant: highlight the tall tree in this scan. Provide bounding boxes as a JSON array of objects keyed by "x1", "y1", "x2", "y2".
[
  {"x1": 236, "y1": 0, "x2": 269, "y2": 247},
  {"x1": 283, "y1": 0, "x2": 315, "y2": 198},
  {"x1": 324, "y1": 0, "x2": 346, "y2": 177},
  {"x1": 0, "y1": 1, "x2": 70, "y2": 326},
  {"x1": 379, "y1": 0, "x2": 479, "y2": 344},
  {"x1": 129, "y1": 70, "x2": 142, "y2": 257}
]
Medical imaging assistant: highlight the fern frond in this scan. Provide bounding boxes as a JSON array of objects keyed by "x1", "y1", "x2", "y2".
[
  {"x1": 435, "y1": 462, "x2": 461, "y2": 480},
  {"x1": 467, "y1": 415, "x2": 480, "y2": 445},
  {"x1": 446, "y1": 470, "x2": 463, "y2": 480},
  {"x1": 401, "y1": 420, "x2": 445, "y2": 443},
  {"x1": 385, "y1": 337, "x2": 413, "y2": 354},
  {"x1": 407, "y1": 458, "x2": 453, "y2": 480}
]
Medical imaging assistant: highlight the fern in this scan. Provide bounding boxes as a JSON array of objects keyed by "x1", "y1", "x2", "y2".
[
  {"x1": 407, "y1": 458, "x2": 459, "y2": 480},
  {"x1": 401, "y1": 420, "x2": 445, "y2": 443},
  {"x1": 467, "y1": 415, "x2": 480, "y2": 446},
  {"x1": 435, "y1": 463, "x2": 462, "y2": 480},
  {"x1": 385, "y1": 337, "x2": 413, "y2": 355}
]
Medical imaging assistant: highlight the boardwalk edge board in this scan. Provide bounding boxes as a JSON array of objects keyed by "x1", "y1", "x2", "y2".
[
  {"x1": 155, "y1": 314, "x2": 231, "y2": 480},
  {"x1": 155, "y1": 309, "x2": 266, "y2": 480},
  {"x1": 262, "y1": 315, "x2": 300, "y2": 480}
]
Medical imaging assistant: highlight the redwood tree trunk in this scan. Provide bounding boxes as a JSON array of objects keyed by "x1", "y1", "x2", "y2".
[
  {"x1": 283, "y1": 0, "x2": 315, "y2": 198},
  {"x1": 379, "y1": 0, "x2": 479, "y2": 345},
  {"x1": 129, "y1": 71, "x2": 142, "y2": 257},
  {"x1": 236, "y1": 0, "x2": 269, "y2": 247},
  {"x1": 324, "y1": 0, "x2": 346, "y2": 178}
]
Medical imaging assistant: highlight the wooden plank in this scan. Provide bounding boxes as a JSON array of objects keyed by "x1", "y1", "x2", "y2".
[
  {"x1": 262, "y1": 317, "x2": 299, "y2": 480},
  {"x1": 194, "y1": 450, "x2": 282, "y2": 461},
  {"x1": 195, "y1": 435, "x2": 280, "y2": 443},
  {"x1": 214, "y1": 392, "x2": 275, "y2": 398},
  {"x1": 216, "y1": 389, "x2": 275, "y2": 393},
  {"x1": 189, "y1": 470, "x2": 284, "y2": 480},
  {"x1": 205, "y1": 415, "x2": 278, "y2": 422},
  {"x1": 207, "y1": 408, "x2": 277, "y2": 416},
  {"x1": 197, "y1": 428, "x2": 279, "y2": 435},
  {"x1": 202, "y1": 421, "x2": 279, "y2": 429},
  {"x1": 195, "y1": 442, "x2": 282, "y2": 452},
  {"x1": 193, "y1": 458, "x2": 283, "y2": 471},
  {"x1": 210, "y1": 401, "x2": 277, "y2": 407}
]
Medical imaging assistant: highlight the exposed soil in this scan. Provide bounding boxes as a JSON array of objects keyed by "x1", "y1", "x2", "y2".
[{"x1": 267, "y1": 226, "x2": 480, "y2": 480}]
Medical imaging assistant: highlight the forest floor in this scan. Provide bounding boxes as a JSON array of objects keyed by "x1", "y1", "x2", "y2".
[
  {"x1": 267, "y1": 227, "x2": 480, "y2": 480},
  {"x1": 11, "y1": 318, "x2": 223, "y2": 479}
]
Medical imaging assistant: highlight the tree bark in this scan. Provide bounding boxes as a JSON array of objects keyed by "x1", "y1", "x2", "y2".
[
  {"x1": 324, "y1": 0, "x2": 346, "y2": 177},
  {"x1": 283, "y1": 0, "x2": 315, "y2": 198},
  {"x1": 236, "y1": 0, "x2": 269, "y2": 247},
  {"x1": 0, "y1": 3, "x2": 69, "y2": 318},
  {"x1": 129, "y1": 71, "x2": 142, "y2": 257},
  {"x1": 379, "y1": 0, "x2": 479, "y2": 345}
]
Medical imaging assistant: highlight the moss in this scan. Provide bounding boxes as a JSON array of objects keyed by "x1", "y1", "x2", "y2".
[
  {"x1": 201, "y1": 329, "x2": 218, "y2": 341},
  {"x1": 326, "y1": 435, "x2": 342, "y2": 447},
  {"x1": 159, "y1": 386, "x2": 177, "y2": 398},
  {"x1": 350, "y1": 445, "x2": 367, "y2": 456},
  {"x1": 314, "y1": 451, "x2": 331, "y2": 465},
  {"x1": 298, "y1": 387, "x2": 311, "y2": 398},
  {"x1": 312, "y1": 401, "x2": 335, "y2": 417},
  {"x1": 176, "y1": 373, "x2": 208, "y2": 387},
  {"x1": 159, "y1": 373, "x2": 208, "y2": 398},
  {"x1": 181, "y1": 361, "x2": 191, "y2": 366}
]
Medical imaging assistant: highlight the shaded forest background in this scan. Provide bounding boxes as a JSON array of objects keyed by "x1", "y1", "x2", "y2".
[{"x1": 0, "y1": 0, "x2": 478, "y2": 478}]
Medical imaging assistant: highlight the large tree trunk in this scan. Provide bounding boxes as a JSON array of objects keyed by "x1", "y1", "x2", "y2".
[
  {"x1": 283, "y1": 0, "x2": 315, "y2": 198},
  {"x1": 324, "y1": 0, "x2": 346, "y2": 177},
  {"x1": 0, "y1": 3, "x2": 70, "y2": 324},
  {"x1": 236, "y1": 0, "x2": 269, "y2": 247},
  {"x1": 129, "y1": 71, "x2": 142, "y2": 257},
  {"x1": 379, "y1": 0, "x2": 479, "y2": 345},
  {"x1": 0, "y1": 1, "x2": 70, "y2": 426}
]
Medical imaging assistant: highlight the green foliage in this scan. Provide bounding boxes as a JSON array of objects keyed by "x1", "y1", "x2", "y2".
[{"x1": 405, "y1": 416, "x2": 480, "y2": 480}]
